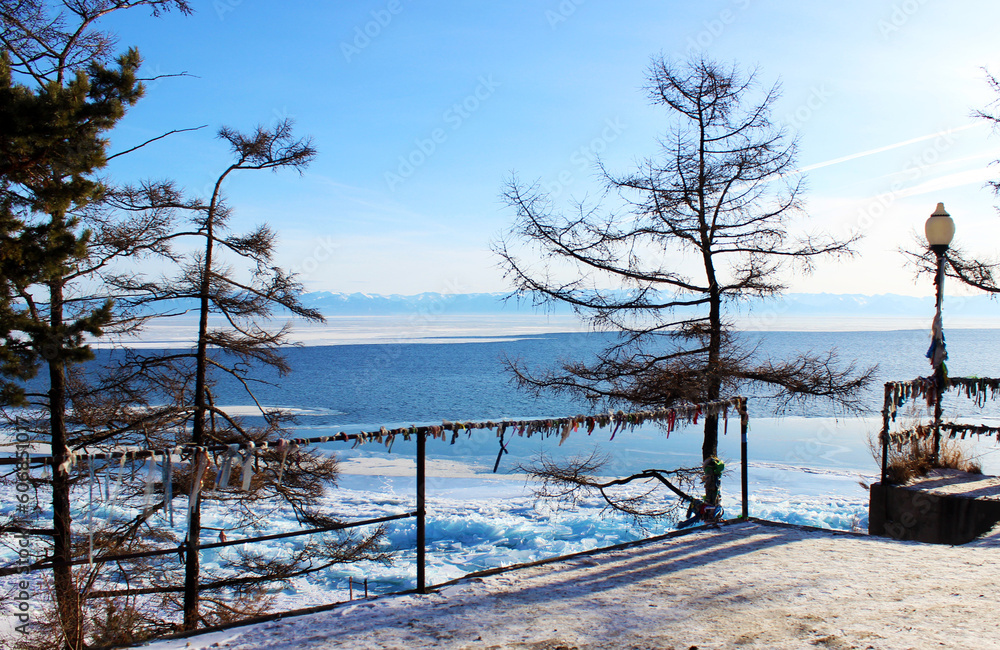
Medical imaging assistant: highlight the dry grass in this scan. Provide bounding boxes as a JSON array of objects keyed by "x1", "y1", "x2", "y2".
[{"x1": 876, "y1": 434, "x2": 983, "y2": 485}]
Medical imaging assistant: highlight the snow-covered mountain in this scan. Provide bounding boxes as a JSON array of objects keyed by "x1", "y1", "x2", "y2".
[{"x1": 297, "y1": 291, "x2": 566, "y2": 315}]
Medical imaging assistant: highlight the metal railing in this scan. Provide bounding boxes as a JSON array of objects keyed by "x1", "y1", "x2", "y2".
[{"x1": 2, "y1": 399, "x2": 751, "y2": 628}]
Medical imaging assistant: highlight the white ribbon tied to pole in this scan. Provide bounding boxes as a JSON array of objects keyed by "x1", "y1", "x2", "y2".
[
  {"x1": 216, "y1": 444, "x2": 239, "y2": 489},
  {"x1": 88, "y1": 458, "x2": 95, "y2": 565},
  {"x1": 240, "y1": 442, "x2": 256, "y2": 491},
  {"x1": 143, "y1": 452, "x2": 158, "y2": 516},
  {"x1": 188, "y1": 448, "x2": 208, "y2": 516},
  {"x1": 276, "y1": 439, "x2": 296, "y2": 487}
]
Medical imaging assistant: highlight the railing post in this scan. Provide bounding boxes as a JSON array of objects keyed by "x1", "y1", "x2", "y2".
[
  {"x1": 880, "y1": 383, "x2": 893, "y2": 531},
  {"x1": 740, "y1": 397, "x2": 749, "y2": 520},
  {"x1": 416, "y1": 430, "x2": 426, "y2": 594},
  {"x1": 881, "y1": 384, "x2": 891, "y2": 487}
]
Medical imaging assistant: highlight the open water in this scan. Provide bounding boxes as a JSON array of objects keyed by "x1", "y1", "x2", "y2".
[
  {"x1": 73, "y1": 328, "x2": 1000, "y2": 486},
  {"x1": 199, "y1": 328, "x2": 1000, "y2": 422}
]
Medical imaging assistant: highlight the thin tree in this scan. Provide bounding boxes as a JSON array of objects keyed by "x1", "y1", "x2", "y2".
[
  {"x1": 105, "y1": 120, "x2": 391, "y2": 633},
  {"x1": 495, "y1": 57, "x2": 874, "y2": 507},
  {"x1": 179, "y1": 121, "x2": 320, "y2": 631}
]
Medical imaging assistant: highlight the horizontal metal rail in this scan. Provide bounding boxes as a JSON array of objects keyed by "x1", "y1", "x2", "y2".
[{"x1": 0, "y1": 512, "x2": 413, "y2": 577}]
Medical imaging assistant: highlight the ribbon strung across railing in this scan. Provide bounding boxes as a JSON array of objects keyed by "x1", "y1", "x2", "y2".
[
  {"x1": 881, "y1": 376, "x2": 1000, "y2": 443},
  {"x1": 21, "y1": 399, "x2": 748, "y2": 546},
  {"x1": 883, "y1": 377, "x2": 1000, "y2": 421},
  {"x1": 46, "y1": 397, "x2": 746, "y2": 463},
  {"x1": 941, "y1": 422, "x2": 1000, "y2": 439},
  {"x1": 29, "y1": 399, "x2": 748, "y2": 520},
  {"x1": 886, "y1": 422, "x2": 1000, "y2": 444},
  {"x1": 948, "y1": 377, "x2": 1000, "y2": 408},
  {"x1": 350, "y1": 397, "x2": 745, "y2": 449}
]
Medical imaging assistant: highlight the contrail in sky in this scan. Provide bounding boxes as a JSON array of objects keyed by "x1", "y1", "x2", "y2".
[{"x1": 793, "y1": 123, "x2": 982, "y2": 174}]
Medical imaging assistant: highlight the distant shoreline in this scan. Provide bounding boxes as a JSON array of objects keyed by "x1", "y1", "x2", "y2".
[
  {"x1": 98, "y1": 291, "x2": 1000, "y2": 347},
  {"x1": 94, "y1": 312, "x2": 1000, "y2": 348}
]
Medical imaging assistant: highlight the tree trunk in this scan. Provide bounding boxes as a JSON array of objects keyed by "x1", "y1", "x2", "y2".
[
  {"x1": 182, "y1": 500, "x2": 201, "y2": 630},
  {"x1": 183, "y1": 290, "x2": 209, "y2": 629},
  {"x1": 697, "y1": 107, "x2": 722, "y2": 482},
  {"x1": 702, "y1": 276, "x2": 722, "y2": 506},
  {"x1": 49, "y1": 279, "x2": 84, "y2": 649},
  {"x1": 184, "y1": 190, "x2": 218, "y2": 631}
]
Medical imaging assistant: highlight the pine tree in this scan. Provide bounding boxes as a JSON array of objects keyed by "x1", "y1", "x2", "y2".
[
  {"x1": 1, "y1": 46, "x2": 148, "y2": 650},
  {"x1": 4, "y1": 4, "x2": 388, "y2": 642},
  {"x1": 0, "y1": 3, "x2": 191, "y2": 647}
]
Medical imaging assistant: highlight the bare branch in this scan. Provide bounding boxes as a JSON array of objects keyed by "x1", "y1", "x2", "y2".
[
  {"x1": 106, "y1": 125, "x2": 208, "y2": 161},
  {"x1": 520, "y1": 449, "x2": 706, "y2": 527}
]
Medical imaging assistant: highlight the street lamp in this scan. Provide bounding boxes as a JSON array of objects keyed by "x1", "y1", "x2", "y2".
[
  {"x1": 924, "y1": 202, "x2": 954, "y2": 463},
  {"x1": 925, "y1": 202, "x2": 955, "y2": 253}
]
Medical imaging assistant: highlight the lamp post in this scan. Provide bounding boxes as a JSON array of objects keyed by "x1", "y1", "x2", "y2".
[{"x1": 924, "y1": 202, "x2": 954, "y2": 464}]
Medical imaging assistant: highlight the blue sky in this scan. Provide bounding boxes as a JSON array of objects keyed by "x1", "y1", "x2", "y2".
[{"x1": 99, "y1": 0, "x2": 1000, "y2": 297}]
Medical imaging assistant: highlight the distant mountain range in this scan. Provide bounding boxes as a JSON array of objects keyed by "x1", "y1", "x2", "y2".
[
  {"x1": 298, "y1": 291, "x2": 564, "y2": 315},
  {"x1": 298, "y1": 291, "x2": 999, "y2": 321}
]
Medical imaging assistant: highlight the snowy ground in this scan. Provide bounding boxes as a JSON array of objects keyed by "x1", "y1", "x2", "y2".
[
  {"x1": 7, "y1": 416, "x2": 1000, "y2": 647},
  {"x1": 139, "y1": 519, "x2": 1000, "y2": 650},
  {"x1": 1, "y1": 417, "x2": 886, "y2": 614},
  {"x1": 0, "y1": 455, "x2": 875, "y2": 646}
]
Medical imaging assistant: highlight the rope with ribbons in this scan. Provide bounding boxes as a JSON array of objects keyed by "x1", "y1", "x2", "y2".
[
  {"x1": 33, "y1": 398, "x2": 746, "y2": 466},
  {"x1": 882, "y1": 377, "x2": 1000, "y2": 443}
]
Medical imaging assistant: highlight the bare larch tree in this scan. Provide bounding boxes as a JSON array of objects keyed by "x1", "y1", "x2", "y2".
[
  {"x1": 105, "y1": 121, "x2": 390, "y2": 634},
  {"x1": 496, "y1": 57, "x2": 874, "y2": 508}
]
